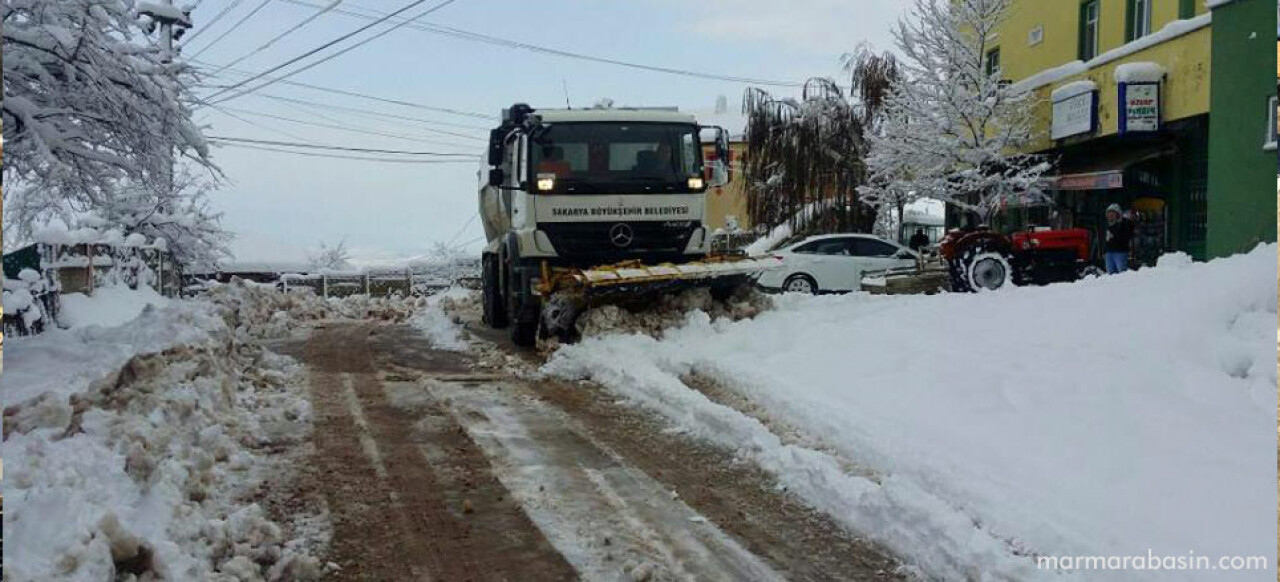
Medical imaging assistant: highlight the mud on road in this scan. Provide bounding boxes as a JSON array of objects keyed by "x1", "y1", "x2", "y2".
[{"x1": 276, "y1": 318, "x2": 903, "y2": 581}]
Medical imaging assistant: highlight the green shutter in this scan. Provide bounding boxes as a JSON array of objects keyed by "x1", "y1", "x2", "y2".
[
  {"x1": 1125, "y1": 0, "x2": 1136, "y2": 42},
  {"x1": 1178, "y1": 0, "x2": 1194, "y2": 19}
]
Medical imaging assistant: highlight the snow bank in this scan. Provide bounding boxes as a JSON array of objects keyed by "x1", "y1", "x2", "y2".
[
  {"x1": 408, "y1": 287, "x2": 475, "y2": 351},
  {"x1": 3, "y1": 283, "x2": 332, "y2": 581},
  {"x1": 59, "y1": 285, "x2": 170, "y2": 329},
  {"x1": 544, "y1": 245, "x2": 1278, "y2": 580}
]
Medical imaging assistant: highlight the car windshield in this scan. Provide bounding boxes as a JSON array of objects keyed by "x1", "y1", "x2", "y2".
[{"x1": 530, "y1": 122, "x2": 703, "y2": 193}]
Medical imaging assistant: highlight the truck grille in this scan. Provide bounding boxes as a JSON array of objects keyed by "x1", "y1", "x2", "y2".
[{"x1": 540, "y1": 222, "x2": 696, "y2": 261}]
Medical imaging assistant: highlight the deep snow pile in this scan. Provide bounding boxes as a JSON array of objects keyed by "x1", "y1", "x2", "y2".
[
  {"x1": 544, "y1": 245, "x2": 1278, "y2": 580},
  {"x1": 3, "y1": 282, "x2": 334, "y2": 581},
  {"x1": 575, "y1": 286, "x2": 773, "y2": 340},
  {"x1": 59, "y1": 284, "x2": 171, "y2": 329}
]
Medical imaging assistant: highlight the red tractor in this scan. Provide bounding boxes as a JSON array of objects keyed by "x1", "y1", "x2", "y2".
[{"x1": 939, "y1": 226, "x2": 1102, "y2": 291}]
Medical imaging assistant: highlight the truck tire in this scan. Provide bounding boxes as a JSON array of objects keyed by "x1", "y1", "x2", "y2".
[
  {"x1": 503, "y1": 250, "x2": 539, "y2": 348},
  {"x1": 481, "y1": 253, "x2": 507, "y2": 328}
]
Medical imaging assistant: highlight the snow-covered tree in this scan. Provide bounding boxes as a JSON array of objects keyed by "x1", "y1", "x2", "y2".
[
  {"x1": 866, "y1": 0, "x2": 1051, "y2": 224},
  {"x1": 742, "y1": 79, "x2": 873, "y2": 234},
  {"x1": 3, "y1": 0, "x2": 214, "y2": 245},
  {"x1": 75, "y1": 168, "x2": 232, "y2": 272},
  {"x1": 308, "y1": 239, "x2": 352, "y2": 271}
]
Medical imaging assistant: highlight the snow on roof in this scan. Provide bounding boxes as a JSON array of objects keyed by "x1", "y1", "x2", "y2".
[
  {"x1": 537, "y1": 108, "x2": 696, "y2": 125},
  {"x1": 136, "y1": 2, "x2": 192, "y2": 26},
  {"x1": 1008, "y1": 13, "x2": 1211, "y2": 95},
  {"x1": 1050, "y1": 79, "x2": 1098, "y2": 102},
  {"x1": 1114, "y1": 62, "x2": 1167, "y2": 83}
]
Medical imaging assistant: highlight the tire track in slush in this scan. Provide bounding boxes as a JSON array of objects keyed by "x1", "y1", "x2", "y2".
[{"x1": 297, "y1": 323, "x2": 576, "y2": 581}]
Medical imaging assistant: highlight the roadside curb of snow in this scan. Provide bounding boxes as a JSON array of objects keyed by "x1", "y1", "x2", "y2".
[
  {"x1": 3, "y1": 284, "x2": 334, "y2": 581},
  {"x1": 542, "y1": 313, "x2": 1052, "y2": 581}
]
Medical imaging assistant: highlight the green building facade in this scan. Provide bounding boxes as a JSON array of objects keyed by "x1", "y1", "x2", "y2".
[{"x1": 1204, "y1": 0, "x2": 1278, "y2": 258}]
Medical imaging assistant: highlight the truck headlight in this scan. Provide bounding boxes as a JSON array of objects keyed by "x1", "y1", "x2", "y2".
[
  {"x1": 687, "y1": 177, "x2": 705, "y2": 190},
  {"x1": 536, "y1": 176, "x2": 555, "y2": 191}
]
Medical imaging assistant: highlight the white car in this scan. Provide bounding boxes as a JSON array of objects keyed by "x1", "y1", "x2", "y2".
[{"x1": 755, "y1": 233, "x2": 920, "y2": 294}]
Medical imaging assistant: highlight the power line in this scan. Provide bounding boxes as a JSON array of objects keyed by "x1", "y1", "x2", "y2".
[
  {"x1": 203, "y1": 0, "x2": 449, "y2": 104},
  {"x1": 188, "y1": 0, "x2": 277, "y2": 60},
  {"x1": 206, "y1": 103, "x2": 321, "y2": 144},
  {"x1": 206, "y1": 135, "x2": 479, "y2": 156},
  {"x1": 191, "y1": 58, "x2": 496, "y2": 120},
  {"x1": 280, "y1": 0, "x2": 805, "y2": 88},
  {"x1": 208, "y1": 0, "x2": 347, "y2": 75},
  {"x1": 444, "y1": 213, "x2": 477, "y2": 246},
  {"x1": 210, "y1": 105, "x2": 478, "y2": 148},
  {"x1": 180, "y1": 0, "x2": 247, "y2": 46},
  {"x1": 252, "y1": 94, "x2": 486, "y2": 139},
  {"x1": 212, "y1": 141, "x2": 480, "y2": 163},
  {"x1": 209, "y1": 0, "x2": 461, "y2": 105}
]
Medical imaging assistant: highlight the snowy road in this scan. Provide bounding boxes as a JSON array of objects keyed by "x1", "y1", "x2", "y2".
[{"x1": 276, "y1": 321, "x2": 902, "y2": 581}]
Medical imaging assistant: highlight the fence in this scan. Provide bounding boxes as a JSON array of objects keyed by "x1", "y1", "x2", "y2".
[{"x1": 278, "y1": 262, "x2": 477, "y2": 300}]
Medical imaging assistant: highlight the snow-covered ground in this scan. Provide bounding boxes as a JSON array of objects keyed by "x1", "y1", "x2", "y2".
[
  {"x1": 544, "y1": 245, "x2": 1278, "y2": 580},
  {"x1": 3, "y1": 283, "x2": 339, "y2": 581},
  {"x1": 58, "y1": 284, "x2": 171, "y2": 329}
]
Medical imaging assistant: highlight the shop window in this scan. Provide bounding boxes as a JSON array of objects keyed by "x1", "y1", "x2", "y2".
[
  {"x1": 1126, "y1": 0, "x2": 1152, "y2": 43},
  {"x1": 1266, "y1": 95, "x2": 1278, "y2": 151},
  {"x1": 1079, "y1": 1, "x2": 1100, "y2": 61},
  {"x1": 985, "y1": 47, "x2": 1001, "y2": 80}
]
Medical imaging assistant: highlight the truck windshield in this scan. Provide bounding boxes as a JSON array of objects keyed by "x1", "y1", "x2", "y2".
[{"x1": 529, "y1": 123, "x2": 703, "y2": 193}]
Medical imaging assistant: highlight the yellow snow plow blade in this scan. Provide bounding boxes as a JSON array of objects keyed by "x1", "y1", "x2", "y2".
[
  {"x1": 532, "y1": 255, "x2": 782, "y2": 342},
  {"x1": 534, "y1": 255, "x2": 784, "y2": 296}
]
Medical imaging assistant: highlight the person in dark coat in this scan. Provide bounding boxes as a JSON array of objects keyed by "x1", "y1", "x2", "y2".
[
  {"x1": 908, "y1": 228, "x2": 930, "y2": 251},
  {"x1": 1103, "y1": 203, "x2": 1134, "y2": 274}
]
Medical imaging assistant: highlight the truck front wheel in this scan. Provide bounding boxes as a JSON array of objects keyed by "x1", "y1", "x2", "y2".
[
  {"x1": 481, "y1": 253, "x2": 507, "y2": 328},
  {"x1": 504, "y1": 254, "x2": 539, "y2": 347}
]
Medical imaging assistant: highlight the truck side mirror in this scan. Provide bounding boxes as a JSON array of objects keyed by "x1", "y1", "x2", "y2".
[
  {"x1": 487, "y1": 128, "x2": 505, "y2": 167},
  {"x1": 487, "y1": 168, "x2": 505, "y2": 187}
]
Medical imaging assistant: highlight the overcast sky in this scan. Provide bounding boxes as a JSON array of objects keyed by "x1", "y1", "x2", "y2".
[{"x1": 188, "y1": 0, "x2": 910, "y2": 265}]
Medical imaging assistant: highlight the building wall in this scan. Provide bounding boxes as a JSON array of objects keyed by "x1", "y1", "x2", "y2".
[
  {"x1": 1205, "y1": 0, "x2": 1278, "y2": 257},
  {"x1": 701, "y1": 142, "x2": 751, "y2": 232},
  {"x1": 998, "y1": 1, "x2": 1212, "y2": 152},
  {"x1": 1000, "y1": 0, "x2": 1209, "y2": 84}
]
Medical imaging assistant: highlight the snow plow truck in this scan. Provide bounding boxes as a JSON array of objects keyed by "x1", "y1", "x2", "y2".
[{"x1": 478, "y1": 104, "x2": 780, "y2": 346}]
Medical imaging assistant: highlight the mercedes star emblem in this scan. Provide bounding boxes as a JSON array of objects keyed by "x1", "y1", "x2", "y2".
[{"x1": 609, "y1": 223, "x2": 634, "y2": 248}]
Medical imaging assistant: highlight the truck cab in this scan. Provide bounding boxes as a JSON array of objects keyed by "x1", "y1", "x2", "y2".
[{"x1": 478, "y1": 103, "x2": 731, "y2": 345}]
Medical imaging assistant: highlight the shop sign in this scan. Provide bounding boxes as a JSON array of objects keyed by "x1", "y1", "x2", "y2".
[
  {"x1": 1119, "y1": 82, "x2": 1160, "y2": 133},
  {"x1": 1054, "y1": 171, "x2": 1123, "y2": 191},
  {"x1": 1051, "y1": 90, "x2": 1096, "y2": 140}
]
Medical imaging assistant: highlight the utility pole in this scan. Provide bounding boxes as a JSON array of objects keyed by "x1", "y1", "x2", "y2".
[{"x1": 138, "y1": 2, "x2": 192, "y2": 292}]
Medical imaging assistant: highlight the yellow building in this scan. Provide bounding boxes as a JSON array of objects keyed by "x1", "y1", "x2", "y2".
[
  {"x1": 992, "y1": 0, "x2": 1219, "y2": 262},
  {"x1": 702, "y1": 139, "x2": 750, "y2": 234},
  {"x1": 994, "y1": 0, "x2": 1276, "y2": 261}
]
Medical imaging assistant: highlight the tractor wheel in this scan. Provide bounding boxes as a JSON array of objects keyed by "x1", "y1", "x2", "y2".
[
  {"x1": 481, "y1": 254, "x2": 507, "y2": 328},
  {"x1": 961, "y1": 245, "x2": 1012, "y2": 292},
  {"x1": 1077, "y1": 264, "x2": 1104, "y2": 280},
  {"x1": 782, "y1": 274, "x2": 818, "y2": 295}
]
